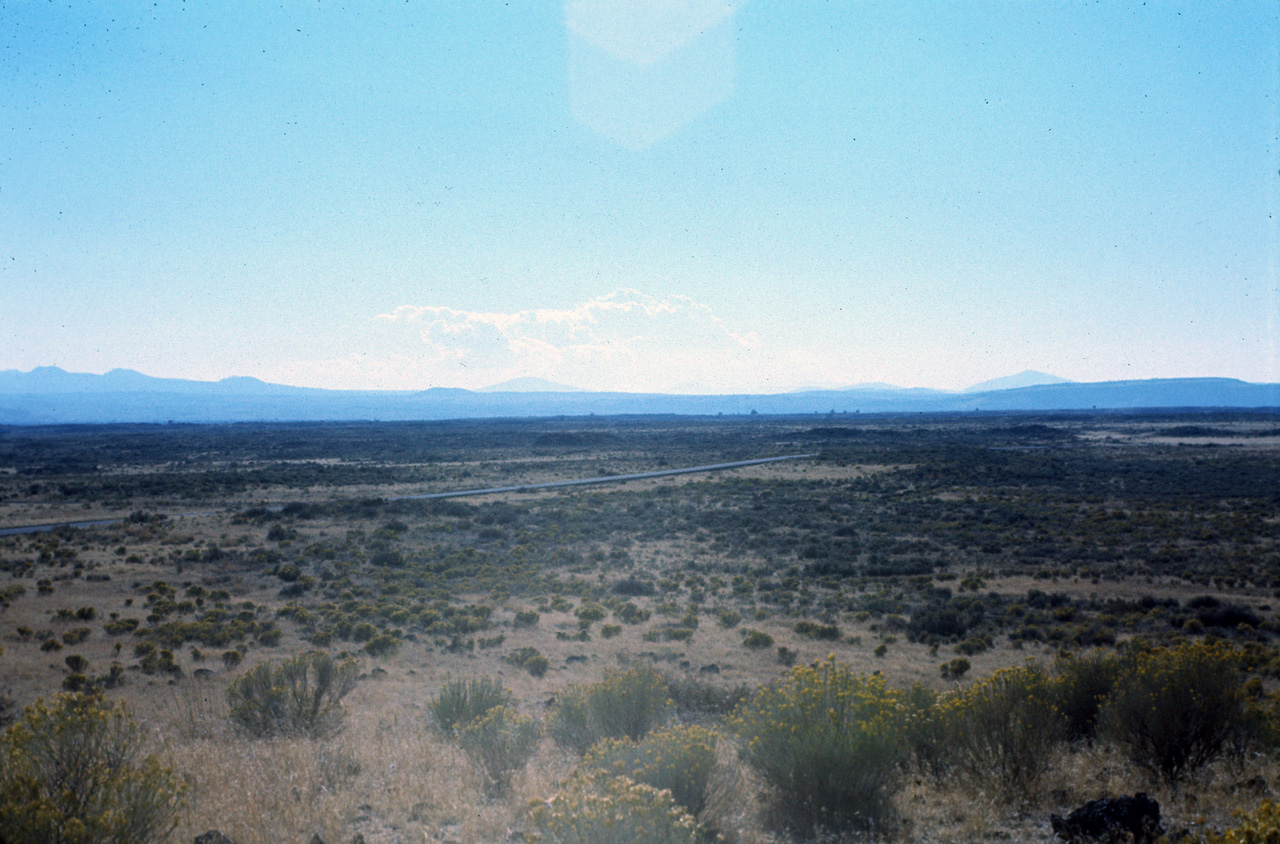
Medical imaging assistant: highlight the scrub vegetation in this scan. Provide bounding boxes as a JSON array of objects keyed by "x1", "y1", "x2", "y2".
[{"x1": 0, "y1": 412, "x2": 1279, "y2": 842}]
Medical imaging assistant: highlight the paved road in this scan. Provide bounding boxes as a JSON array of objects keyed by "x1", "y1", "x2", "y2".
[
  {"x1": 0, "y1": 453, "x2": 816, "y2": 536},
  {"x1": 387, "y1": 453, "x2": 816, "y2": 501}
]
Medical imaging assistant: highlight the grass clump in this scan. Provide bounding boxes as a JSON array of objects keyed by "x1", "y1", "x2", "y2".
[
  {"x1": 530, "y1": 771, "x2": 698, "y2": 844},
  {"x1": 550, "y1": 665, "x2": 672, "y2": 755},
  {"x1": 935, "y1": 663, "x2": 1061, "y2": 802},
  {"x1": 581, "y1": 724, "x2": 720, "y2": 817},
  {"x1": 430, "y1": 676, "x2": 511, "y2": 734},
  {"x1": 0, "y1": 691, "x2": 186, "y2": 844},
  {"x1": 458, "y1": 705, "x2": 539, "y2": 797},
  {"x1": 227, "y1": 651, "x2": 359, "y2": 738},
  {"x1": 1102, "y1": 639, "x2": 1245, "y2": 781},
  {"x1": 728, "y1": 656, "x2": 906, "y2": 836}
]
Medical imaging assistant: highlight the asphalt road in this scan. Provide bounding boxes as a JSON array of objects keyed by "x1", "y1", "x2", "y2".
[{"x1": 0, "y1": 453, "x2": 816, "y2": 536}]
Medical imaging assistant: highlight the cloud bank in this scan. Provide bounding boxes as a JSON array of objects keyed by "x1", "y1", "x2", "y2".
[{"x1": 365, "y1": 289, "x2": 765, "y2": 392}]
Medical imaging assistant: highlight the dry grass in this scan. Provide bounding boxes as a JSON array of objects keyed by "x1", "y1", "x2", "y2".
[
  {"x1": 158, "y1": 678, "x2": 582, "y2": 844},
  {"x1": 3, "y1": 420, "x2": 1279, "y2": 842}
]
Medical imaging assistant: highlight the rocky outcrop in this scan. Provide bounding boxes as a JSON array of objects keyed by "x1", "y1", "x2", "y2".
[{"x1": 1050, "y1": 793, "x2": 1162, "y2": 843}]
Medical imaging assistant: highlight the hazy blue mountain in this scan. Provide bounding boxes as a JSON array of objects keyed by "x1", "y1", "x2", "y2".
[
  {"x1": 789, "y1": 381, "x2": 909, "y2": 393},
  {"x1": 963, "y1": 370, "x2": 1071, "y2": 393},
  {"x1": 0, "y1": 366, "x2": 324, "y2": 396},
  {"x1": 477, "y1": 377, "x2": 585, "y2": 393},
  {"x1": 0, "y1": 368, "x2": 1275, "y2": 424}
]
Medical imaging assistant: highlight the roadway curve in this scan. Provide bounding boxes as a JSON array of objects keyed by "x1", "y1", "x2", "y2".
[{"x1": 0, "y1": 453, "x2": 816, "y2": 536}]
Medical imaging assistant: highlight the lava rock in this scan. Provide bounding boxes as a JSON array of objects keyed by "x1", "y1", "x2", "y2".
[
  {"x1": 194, "y1": 832, "x2": 236, "y2": 844},
  {"x1": 1050, "y1": 793, "x2": 1162, "y2": 843}
]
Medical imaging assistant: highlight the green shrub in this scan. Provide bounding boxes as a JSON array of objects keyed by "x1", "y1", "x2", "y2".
[
  {"x1": 939, "y1": 657, "x2": 970, "y2": 681},
  {"x1": 663, "y1": 673, "x2": 749, "y2": 721},
  {"x1": 429, "y1": 677, "x2": 511, "y2": 734},
  {"x1": 513, "y1": 610, "x2": 540, "y2": 628},
  {"x1": 227, "y1": 651, "x2": 359, "y2": 738},
  {"x1": 550, "y1": 666, "x2": 672, "y2": 754},
  {"x1": 102, "y1": 618, "x2": 139, "y2": 635},
  {"x1": 794, "y1": 621, "x2": 840, "y2": 640},
  {"x1": 61, "y1": 628, "x2": 90, "y2": 646},
  {"x1": 530, "y1": 771, "x2": 698, "y2": 844},
  {"x1": 507, "y1": 647, "x2": 550, "y2": 678},
  {"x1": 139, "y1": 648, "x2": 180, "y2": 677},
  {"x1": 458, "y1": 705, "x2": 539, "y2": 797},
  {"x1": 600, "y1": 624, "x2": 622, "y2": 639},
  {"x1": 954, "y1": 635, "x2": 992, "y2": 656},
  {"x1": 741, "y1": 629, "x2": 773, "y2": 650},
  {"x1": 1053, "y1": 649, "x2": 1122, "y2": 743},
  {"x1": 362, "y1": 633, "x2": 400, "y2": 657},
  {"x1": 0, "y1": 692, "x2": 186, "y2": 844},
  {"x1": 715, "y1": 609, "x2": 741, "y2": 628},
  {"x1": 581, "y1": 724, "x2": 719, "y2": 817},
  {"x1": 575, "y1": 603, "x2": 607, "y2": 624},
  {"x1": 935, "y1": 664, "x2": 1062, "y2": 802},
  {"x1": 728, "y1": 657, "x2": 906, "y2": 836},
  {"x1": 1101, "y1": 639, "x2": 1245, "y2": 781},
  {"x1": 615, "y1": 602, "x2": 651, "y2": 625}
]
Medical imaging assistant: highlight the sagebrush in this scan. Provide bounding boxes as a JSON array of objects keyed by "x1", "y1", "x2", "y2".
[
  {"x1": 729, "y1": 656, "x2": 906, "y2": 836},
  {"x1": 227, "y1": 651, "x2": 359, "y2": 738},
  {"x1": 0, "y1": 691, "x2": 186, "y2": 844}
]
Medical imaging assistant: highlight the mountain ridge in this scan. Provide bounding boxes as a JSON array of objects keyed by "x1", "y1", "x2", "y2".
[{"x1": 0, "y1": 367, "x2": 1275, "y2": 425}]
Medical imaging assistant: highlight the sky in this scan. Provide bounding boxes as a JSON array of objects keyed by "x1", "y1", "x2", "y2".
[{"x1": 1, "y1": 1, "x2": 1276, "y2": 394}]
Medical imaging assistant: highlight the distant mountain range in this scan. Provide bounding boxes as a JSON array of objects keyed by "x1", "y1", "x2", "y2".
[
  {"x1": 476, "y1": 377, "x2": 584, "y2": 393},
  {"x1": 0, "y1": 366, "x2": 1276, "y2": 425},
  {"x1": 962, "y1": 370, "x2": 1072, "y2": 393}
]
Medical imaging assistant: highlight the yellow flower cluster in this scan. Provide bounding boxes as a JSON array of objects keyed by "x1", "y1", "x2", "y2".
[
  {"x1": 581, "y1": 724, "x2": 718, "y2": 817},
  {"x1": 0, "y1": 691, "x2": 186, "y2": 844},
  {"x1": 928, "y1": 663, "x2": 1061, "y2": 801},
  {"x1": 529, "y1": 771, "x2": 698, "y2": 844},
  {"x1": 1204, "y1": 801, "x2": 1280, "y2": 844}
]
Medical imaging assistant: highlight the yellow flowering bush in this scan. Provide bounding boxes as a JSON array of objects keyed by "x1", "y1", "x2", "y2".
[
  {"x1": 935, "y1": 663, "x2": 1062, "y2": 802},
  {"x1": 581, "y1": 724, "x2": 719, "y2": 817},
  {"x1": 727, "y1": 656, "x2": 906, "y2": 835},
  {"x1": 0, "y1": 691, "x2": 186, "y2": 844},
  {"x1": 459, "y1": 705, "x2": 540, "y2": 797},
  {"x1": 1102, "y1": 639, "x2": 1244, "y2": 781},
  {"x1": 529, "y1": 771, "x2": 698, "y2": 844},
  {"x1": 1052, "y1": 649, "x2": 1122, "y2": 743},
  {"x1": 550, "y1": 666, "x2": 672, "y2": 755},
  {"x1": 900, "y1": 682, "x2": 952, "y2": 778},
  {"x1": 1204, "y1": 801, "x2": 1280, "y2": 844}
]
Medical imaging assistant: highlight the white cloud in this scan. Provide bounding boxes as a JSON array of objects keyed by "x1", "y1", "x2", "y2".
[{"x1": 366, "y1": 289, "x2": 775, "y2": 392}]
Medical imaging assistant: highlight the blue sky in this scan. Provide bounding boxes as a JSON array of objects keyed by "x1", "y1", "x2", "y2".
[{"x1": 1, "y1": 1, "x2": 1276, "y2": 393}]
